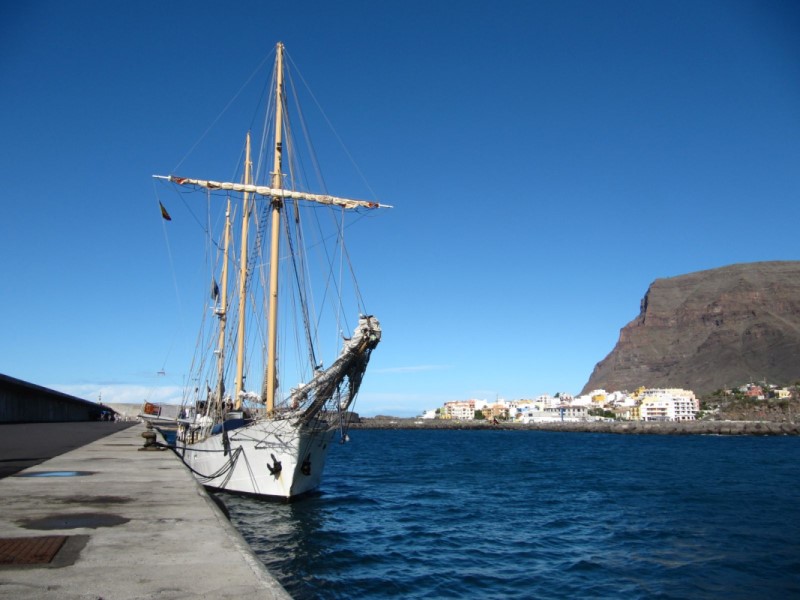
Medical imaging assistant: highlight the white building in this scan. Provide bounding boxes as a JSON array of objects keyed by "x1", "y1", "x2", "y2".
[
  {"x1": 550, "y1": 405, "x2": 588, "y2": 421},
  {"x1": 443, "y1": 399, "x2": 488, "y2": 420},
  {"x1": 443, "y1": 400, "x2": 475, "y2": 420},
  {"x1": 520, "y1": 405, "x2": 588, "y2": 423},
  {"x1": 638, "y1": 388, "x2": 698, "y2": 421}
]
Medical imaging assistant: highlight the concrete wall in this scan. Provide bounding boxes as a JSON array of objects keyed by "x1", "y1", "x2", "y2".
[{"x1": 0, "y1": 374, "x2": 108, "y2": 423}]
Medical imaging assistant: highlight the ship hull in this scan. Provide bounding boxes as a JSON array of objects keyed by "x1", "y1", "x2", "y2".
[{"x1": 177, "y1": 417, "x2": 336, "y2": 499}]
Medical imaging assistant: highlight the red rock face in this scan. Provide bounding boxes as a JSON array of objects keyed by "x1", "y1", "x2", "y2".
[{"x1": 582, "y1": 261, "x2": 800, "y2": 395}]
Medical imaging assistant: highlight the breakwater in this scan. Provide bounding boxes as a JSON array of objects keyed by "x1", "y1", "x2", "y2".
[{"x1": 351, "y1": 418, "x2": 800, "y2": 435}]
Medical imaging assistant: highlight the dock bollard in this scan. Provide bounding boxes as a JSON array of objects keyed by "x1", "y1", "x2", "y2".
[{"x1": 139, "y1": 422, "x2": 161, "y2": 451}]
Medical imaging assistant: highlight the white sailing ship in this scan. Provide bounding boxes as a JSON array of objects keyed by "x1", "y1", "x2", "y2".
[{"x1": 153, "y1": 42, "x2": 388, "y2": 499}]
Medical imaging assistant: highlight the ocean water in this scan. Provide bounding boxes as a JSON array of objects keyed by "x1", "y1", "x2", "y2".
[{"x1": 220, "y1": 429, "x2": 800, "y2": 599}]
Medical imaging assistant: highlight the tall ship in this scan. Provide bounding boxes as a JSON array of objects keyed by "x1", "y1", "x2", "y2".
[{"x1": 153, "y1": 42, "x2": 389, "y2": 499}]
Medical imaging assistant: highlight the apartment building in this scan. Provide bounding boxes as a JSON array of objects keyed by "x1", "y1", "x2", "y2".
[
  {"x1": 443, "y1": 400, "x2": 478, "y2": 420},
  {"x1": 635, "y1": 389, "x2": 698, "y2": 421}
]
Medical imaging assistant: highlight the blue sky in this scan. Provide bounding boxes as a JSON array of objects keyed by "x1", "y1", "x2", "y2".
[{"x1": 2, "y1": 1, "x2": 799, "y2": 416}]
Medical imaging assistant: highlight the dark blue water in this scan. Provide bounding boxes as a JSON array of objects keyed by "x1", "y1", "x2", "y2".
[{"x1": 221, "y1": 429, "x2": 800, "y2": 599}]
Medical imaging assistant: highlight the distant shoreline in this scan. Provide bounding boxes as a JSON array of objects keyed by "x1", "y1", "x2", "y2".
[{"x1": 352, "y1": 418, "x2": 800, "y2": 436}]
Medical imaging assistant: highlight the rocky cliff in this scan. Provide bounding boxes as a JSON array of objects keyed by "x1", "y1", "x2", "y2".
[{"x1": 582, "y1": 261, "x2": 800, "y2": 395}]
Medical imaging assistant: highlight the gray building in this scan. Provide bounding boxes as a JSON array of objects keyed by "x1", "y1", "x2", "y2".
[{"x1": 0, "y1": 374, "x2": 111, "y2": 423}]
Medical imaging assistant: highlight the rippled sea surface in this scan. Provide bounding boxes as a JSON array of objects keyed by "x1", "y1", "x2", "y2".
[{"x1": 220, "y1": 429, "x2": 800, "y2": 599}]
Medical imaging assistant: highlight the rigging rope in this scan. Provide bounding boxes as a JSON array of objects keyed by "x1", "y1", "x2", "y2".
[
  {"x1": 173, "y1": 50, "x2": 276, "y2": 174},
  {"x1": 284, "y1": 205, "x2": 318, "y2": 370},
  {"x1": 284, "y1": 49, "x2": 382, "y2": 202}
]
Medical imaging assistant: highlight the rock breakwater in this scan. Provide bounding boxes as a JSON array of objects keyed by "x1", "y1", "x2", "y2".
[{"x1": 352, "y1": 419, "x2": 799, "y2": 436}]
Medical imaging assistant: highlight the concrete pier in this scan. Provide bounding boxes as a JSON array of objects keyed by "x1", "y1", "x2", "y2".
[{"x1": 0, "y1": 423, "x2": 290, "y2": 599}]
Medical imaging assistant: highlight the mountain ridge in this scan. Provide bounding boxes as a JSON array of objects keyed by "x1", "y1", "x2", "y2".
[{"x1": 582, "y1": 261, "x2": 800, "y2": 395}]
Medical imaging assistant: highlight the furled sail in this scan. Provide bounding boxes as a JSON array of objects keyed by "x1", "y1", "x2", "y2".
[
  {"x1": 152, "y1": 175, "x2": 392, "y2": 210},
  {"x1": 292, "y1": 315, "x2": 382, "y2": 424}
]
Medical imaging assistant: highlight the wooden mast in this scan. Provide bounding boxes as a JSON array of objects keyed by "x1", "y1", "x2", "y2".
[
  {"x1": 234, "y1": 134, "x2": 253, "y2": 409},
  {"x1": 215, "y1": 199, "x2": 231, "y2": 406},
  {"x1": 266, "y1": 42, "x2": 285, "y2": 414}
]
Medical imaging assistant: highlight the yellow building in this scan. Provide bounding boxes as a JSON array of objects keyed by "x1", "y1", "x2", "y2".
[{"x1": 591, "y1": 393, "x2": 607, "y2": 405}]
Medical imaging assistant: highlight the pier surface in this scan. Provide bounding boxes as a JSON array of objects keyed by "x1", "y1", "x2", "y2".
[{"x1": 0, "y1": 423, "x2": 290, "y2": 599}]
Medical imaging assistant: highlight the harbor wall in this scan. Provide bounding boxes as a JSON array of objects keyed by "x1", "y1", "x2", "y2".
[{"x1": 353, "y1": 418, "x2": 800, "y2": 436}]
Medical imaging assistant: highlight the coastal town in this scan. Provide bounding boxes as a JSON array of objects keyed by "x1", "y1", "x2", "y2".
[{"x1": 420, "y1": 383, "x2": 798, "y2": 423}]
